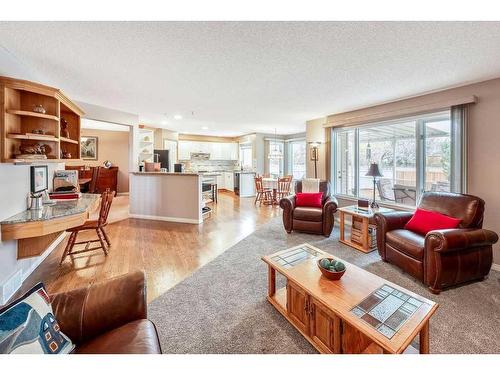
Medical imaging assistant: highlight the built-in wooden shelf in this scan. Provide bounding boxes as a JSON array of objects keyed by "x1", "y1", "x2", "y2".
[
  {"x1": 7, "y1": 133, "x2": 59, "y2": 142},
  {"x1": 6, "y1": 109, "x2": 60, "y2": 121},
  {"x1": 60, "y1": 136, "x2": 79, "y2": 144},
  {"x1": 1, "y1": 76, "x2": 84, "y2": 162}
]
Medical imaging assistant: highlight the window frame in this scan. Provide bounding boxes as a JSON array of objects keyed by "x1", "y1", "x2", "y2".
[
  {"x1": 287, "y1": 139, "x2": 306, "y2": 180},
  {"x1": 331, "y1": 109, "x2": 463, "y2": 207},
  {"x1": 267, "y1": 139, "x2": 285, "y2": 176}
]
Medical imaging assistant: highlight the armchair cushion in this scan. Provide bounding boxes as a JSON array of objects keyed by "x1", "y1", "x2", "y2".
[
  {"x1": 386, "y1": 229, "x2": 425, "y2": 260},
  {"x1": 293, "y1": 207, "x2": 323, "y2": 222},
  {"x1": 295, "y1": 192, "x2": 323, "y2": 208},
  {"x1": 405, "y1": 208, "x2": 461, "y2": 235}
]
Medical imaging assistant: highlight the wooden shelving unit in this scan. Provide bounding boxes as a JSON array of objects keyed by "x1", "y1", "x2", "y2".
[{"x1": 0, "y1": 76, "x2": 84, "y2": 163}]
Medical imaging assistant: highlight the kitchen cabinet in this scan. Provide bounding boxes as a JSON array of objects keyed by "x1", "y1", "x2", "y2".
[
  {"x1": 178, "y1": 140, "x2": 239, "y2": 161},
  {"x1": 223, "y1": 172, "x2": 234, "y2": 192},
  {"x1": 216, "y1": 174, "x2": 224, "y2": 189},
  {"x1": 178, "y1": 141, "x2": 191, "y2": 160}
]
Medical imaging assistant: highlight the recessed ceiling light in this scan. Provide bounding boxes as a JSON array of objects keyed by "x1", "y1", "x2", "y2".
[
  {"x1": 161, "y1": 120, "x2": 168, "y2": 125},
  {"x1": 202, "y1": 126, "x2": 209, "y2": 130},
  {"x1": 174, "y1": 115, "x2": 183, "y2": 120}
]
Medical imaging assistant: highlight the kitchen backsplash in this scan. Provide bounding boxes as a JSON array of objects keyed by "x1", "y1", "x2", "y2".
[{"x1": 182, "y1": 159, "x2": 239, "y2": 172}]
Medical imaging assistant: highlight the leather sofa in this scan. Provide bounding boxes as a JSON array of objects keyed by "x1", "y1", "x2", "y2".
[
  {"x1": 280, "y1": 180, "x2": 338, "y2": 236},
  {"x1": 374, "y1": 192, "x2": 498, "y2": 294},
  {"x1": 50, "y1": 270, "x2": 162, "y2": 353}
]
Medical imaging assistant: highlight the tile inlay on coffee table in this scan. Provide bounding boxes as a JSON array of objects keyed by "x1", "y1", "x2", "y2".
[
  {"x1": 351, "y1": 284, "x2": 428, "y2": 339},
  {"x1": 270, "y1": 245, "x2": 320, "y2": 268}
]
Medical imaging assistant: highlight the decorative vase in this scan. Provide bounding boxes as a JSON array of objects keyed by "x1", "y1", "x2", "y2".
[{"x1": 60, "y1": 118, "x2": 70, "y2": 138}]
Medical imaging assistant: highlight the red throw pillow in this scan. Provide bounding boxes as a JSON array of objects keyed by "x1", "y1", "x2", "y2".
[
  {"x1": 404, "y1": 208, "x2": 461, "y2": 235},
  {"x1": 296, "y1": 192, "x2": 323, "y2": 208}
]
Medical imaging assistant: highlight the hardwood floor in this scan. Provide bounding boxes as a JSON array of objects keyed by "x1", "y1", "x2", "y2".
[{"x1": 20, "y1": 191, "x2": 281, "y2": 303}]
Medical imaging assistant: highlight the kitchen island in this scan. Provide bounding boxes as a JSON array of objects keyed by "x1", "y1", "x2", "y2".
[{"x1": 129, "y1": 172, "x2": 203, "y2": 224}]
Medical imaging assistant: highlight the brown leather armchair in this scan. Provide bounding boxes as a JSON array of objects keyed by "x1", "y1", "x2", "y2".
[
  {"x1": 280, "y1": 180, "x2": 338, "y2": 236},
  {"x1": 50, "y1": 271, "x2": 162, "y2": 354},
  {"x1": 375, "y1": 192, "x2": 498, "y2": 294}
]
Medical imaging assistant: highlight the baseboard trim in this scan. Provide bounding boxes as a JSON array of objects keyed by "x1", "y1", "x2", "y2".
[
  {"x1": 1, "y1": 232, "x2": 66, "y2": 304},
  {"x1": 491, "y1": 263, "x2": 500, "y2": 272},
  {"x1": 129, "y1": 213, "x2": 202, "y2": 224}
]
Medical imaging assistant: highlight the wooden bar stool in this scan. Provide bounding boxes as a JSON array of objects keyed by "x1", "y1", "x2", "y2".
[{"x1": 60, "y1": 189, "x2": 114, "y2": 264}]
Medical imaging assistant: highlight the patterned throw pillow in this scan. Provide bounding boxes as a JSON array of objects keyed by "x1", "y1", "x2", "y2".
[{"x1": 0, "y1": 283, "x2": 74, "y2": 354}]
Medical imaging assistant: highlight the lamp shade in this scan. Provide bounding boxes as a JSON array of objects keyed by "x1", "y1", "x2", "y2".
[{"x1": 365, "y1": 162, "x2": 383, "y2": 177}]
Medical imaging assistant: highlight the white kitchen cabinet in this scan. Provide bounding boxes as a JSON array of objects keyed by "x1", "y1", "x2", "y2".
[
  {"x1": 178, "y1": 141, "x2": 191, "y2": 160},
  {"x1": 224, "y1": 172, "x2": 234, "y2": 191},
  {"x1": 229, "y1": 143, "x2": 239, "y2": 160},
  {"x1": 209, "y1": 143, "x2": 223, "y2": 160},
  {"x1": 216, "y1": 174, "x2": 225, "y2": 189},
  {"x1": 178, "y1": 140, "x2": 239, "y2": 161}
]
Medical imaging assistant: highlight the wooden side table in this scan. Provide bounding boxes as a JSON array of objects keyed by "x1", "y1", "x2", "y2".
[{"x1": 338, "y1": 205, "x2": 394, "y2": 253}]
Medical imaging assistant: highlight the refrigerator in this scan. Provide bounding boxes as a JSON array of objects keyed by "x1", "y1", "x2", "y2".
[{"x1": 154, "y1": 149, "x2": 170, "y2": 171}]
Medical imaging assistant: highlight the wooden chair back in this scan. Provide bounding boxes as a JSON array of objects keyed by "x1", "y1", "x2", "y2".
[
  {"x1": 98, "y1": 189, "x2": 114, "y2": 226},
  {"x1": 277, "y1": 176, "x2": 292, "y2": 194},
  {"x1": 254, "y1": 176, "x2": 265, "y2": 193}
]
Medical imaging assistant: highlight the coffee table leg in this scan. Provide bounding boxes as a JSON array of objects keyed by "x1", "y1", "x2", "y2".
[
  {"x1": 419, "y1": 321, "x2": 430, "y2": 354},
  {"x1": 268, "y1": 265, "x2": 276, "y2": 297}
]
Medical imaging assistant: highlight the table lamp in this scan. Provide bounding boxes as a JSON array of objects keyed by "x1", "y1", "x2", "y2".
[{"x1": 365, "y1": 162, "x2": 382, "y2": 209}]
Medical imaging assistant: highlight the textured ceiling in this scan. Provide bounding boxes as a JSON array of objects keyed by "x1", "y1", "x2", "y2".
[{"x1": 1, "y1": 22, "x2": 500, "y2": 136}]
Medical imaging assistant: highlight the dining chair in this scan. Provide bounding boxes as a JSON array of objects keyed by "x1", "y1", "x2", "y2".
[
  {"x1": 276, "y1": 176, "x2": 292, "y2": 201},
  {"x1": 60, "y1": 189, "x2": 114, "y2": 264},
  {"x1": 254, "y1": 176, "x2": 272, "y2": 205}
]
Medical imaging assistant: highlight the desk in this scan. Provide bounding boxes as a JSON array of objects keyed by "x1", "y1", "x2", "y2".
[{"x1": 1, "y1": 194, "x2": 100, "y2": 259}]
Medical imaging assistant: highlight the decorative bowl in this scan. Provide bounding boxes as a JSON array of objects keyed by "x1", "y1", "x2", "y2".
[{"x1": 317, "y1": 257, "x2": 346, "y2": 280}]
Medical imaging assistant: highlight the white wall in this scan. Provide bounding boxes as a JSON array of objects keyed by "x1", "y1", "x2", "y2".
[{"x1": 0, "y1": 163, "x2": 64, "y2": 302}]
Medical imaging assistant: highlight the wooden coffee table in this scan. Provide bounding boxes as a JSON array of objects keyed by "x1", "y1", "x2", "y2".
[
  {"x1": 262, "y1": 243, "x2": 438, "y2": 354},
  {"x1": 338, "y1": 205, "x2": 394, "y2": 253}
]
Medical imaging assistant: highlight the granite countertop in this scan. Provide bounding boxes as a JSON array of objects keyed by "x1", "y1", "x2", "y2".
[{"x1": 1, "y1": 193, "x2": 100, "y2": 225}]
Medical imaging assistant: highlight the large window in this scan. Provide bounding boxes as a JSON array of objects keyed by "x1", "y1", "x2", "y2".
[
  {"x1": 268, "y1": 140, "x2": 284, "y2": 177},
  {"x1": 288, "y1": 140, "x2": 306, "y2": 179},
  {"x1": 332, "y1": 109, "x2": 465, "y2": 206}
]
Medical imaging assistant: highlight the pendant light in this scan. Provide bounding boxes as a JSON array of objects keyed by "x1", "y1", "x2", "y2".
[{"x1": 268, "y1": 128, "x2": 283, "y2": 159}]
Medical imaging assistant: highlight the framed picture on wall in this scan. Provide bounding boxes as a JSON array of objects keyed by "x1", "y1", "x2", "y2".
[
  {"x1": 81, "y1": 136, "x2": 98, "y2": 160},
  {"x1": 30, "y1": 165, "x2": 48, "y2": 193}
]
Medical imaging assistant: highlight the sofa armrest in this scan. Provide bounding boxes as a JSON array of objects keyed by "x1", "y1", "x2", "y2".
[
  {"x1": 322, "y1": 196, "x2": 338, "y2": 213},
  {"x1": 426, "y1": 228, "x2": 499, "y2": 253},
  {"x1": 50, "y1": 270, "x2": 147, "y2": 344},
  {"x1": 374, "y1": 211, "x2": 414, "y2": 232},
  {"x1": 279, "y1": 195, "x2": 296, "y2": 211},
  {"x1": 374, "y1": 211, "x2": 414, "y2": 260},
  {"x1": 322, "y1": 196, "x2": 338, "y2": 236},
  {"x1": 280, "y1": 195, "x2": 296, "y2": 233}
]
